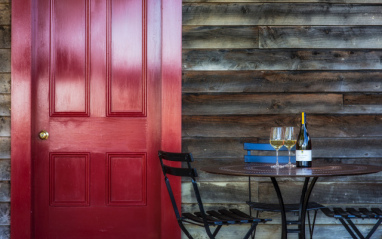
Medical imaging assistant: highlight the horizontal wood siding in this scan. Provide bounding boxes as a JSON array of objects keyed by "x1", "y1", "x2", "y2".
[{"x1": 182, "y1": 0, "x2": 382, "y2": 238}]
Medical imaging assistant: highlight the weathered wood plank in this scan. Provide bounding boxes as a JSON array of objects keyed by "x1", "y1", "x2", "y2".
[
  {"x1": 260, "y1": 26, "x2": 382, "y2": 49},
  {"x1": 0, "y1": 50, "x2": 9, "y2": 72},
  {"x1": 182, "y1": 181, "x2": 257, "y2": 203},
  {"x1": 0, "y1": 137, "x2": 10, "y2": 158},
  {"x1": 0, "y1": 117, "x2": 10, "y2": 137},
  {"x1": 0, "y1": 182, "x2": 9, "y2": 202},
  {"x1": 182, "y1": 137, "x2": 258, "y2": 159},
  {"x1": 183, "y1": 26, "x2": 258, "y2": 49},
  {"x1": 182, "y1": 93, "x2": 343, "y2": 115},
  {"x1": 0, "y1": 226, "x2": 9, "y2": 239},
  {"x1": 183, "y1": 137, "x2": 382, "y2": 159},
  {"x1": 183, "y1": 3, "x2": 382, "y2": 26},
  {"x1": 182, "y1": 71, "x2": 382, "y2": 93},
  {"x1": 0, "y1": 74, "x2": 10, "y2": 94},
  {"x1": 0, "y1": 26, "x2": 10, "y2": 49},
  {"x1": 183, "y1": 49, "x2": 382, "y2": 71},
  {"x1": 0, "y1": 203, "x2": 9, "y2": 225},
  {"x1": 0, "y1": 94, "x2": 10, "y2": 116},
  {"x1": 183, "y1": 115, "x2": 382, "y2": 138},
  {"x1": 344, "y1": 93, "x2": 382, "y2": 105},
  {"x1": 0, "y1": 4, "x2": 9, "y2": 25},
  {"x1": 0, "y1": 159, "x2": 9, "y2": 181},
  {"x1": 259, "y1": 182, "x2": 382, "y2": 204}
]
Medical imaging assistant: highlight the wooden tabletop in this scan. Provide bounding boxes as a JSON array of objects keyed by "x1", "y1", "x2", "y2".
[{"x1": 201, "y1": 162, "x2": 382, "y2": 178}]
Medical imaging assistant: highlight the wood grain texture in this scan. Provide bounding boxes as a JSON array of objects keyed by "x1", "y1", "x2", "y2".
[
  {"x1": 0, "y1": 4, "x2": 9, "y2": 25},
  {"x1": 0, "y1": 203, "x2": 9, "y2": 224},
  {"x1": 0, "y1": 117, "x2": 10, "y2": 136},
  {"x1": 259, "y1": 182, "x2": 382, "y2": 204},
  {"x1": 0, "y1": 137, "x2": 9, "y2": 158},
  {"x1": 344, "y1": 93, "x2": 382, "y2": 105},
  {"x1": 0, "y1": 50, "x2": 9, "y2": 72},
  {"x1": 0, "y1": 182, "x2": 9, "y2": 202},
  {"x1": 0, "y1": 159, "x2": 10, "y2": 181},
  {"x1": 183, "y1": 49, "x2": 382, "y2": 71},
  {"x1": 0, "y1": 26, "x2": 10, "y2": 49},
  {"x1": 183, "y1": 71, "x2": 382, "y2": 93},
  {"x1": 182, "y1": 181, "x2": 257, "y2": 203},
  {"x1": 183, "y1": 115, "x2": 382, "y2": 138},
  {"x1": 260, "y1": 26, "x2": 382, "y2": 49},
  {"x1": 183, "y1": 26, "x2": 258, "y2": 49},
  {"x1": 180, "y1": 0, "x2": 382, "y2": 238},
  {"x1": 0, "y1": 94, "x2": 10, "y2": 116},
  {"x1": 183, "y1": 137, "x2": 382, "y2": 158},
  {"x1": 183, "y1": 93, "x2": 343, "y2": 115},
  {"x1": 0, "y1": 74, "x2": 10, "y2": 93},
  {"x1": 183, "y1": 3, "x2": 382, "y2": 26}
]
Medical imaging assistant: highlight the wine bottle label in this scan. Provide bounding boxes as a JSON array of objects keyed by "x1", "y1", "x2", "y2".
[
  {"x1": 296, "y1": 150, "x2": 312, "y2": 162},
  {"x1": 297, "y1": 168, "x2": 312, "y2": 175}
]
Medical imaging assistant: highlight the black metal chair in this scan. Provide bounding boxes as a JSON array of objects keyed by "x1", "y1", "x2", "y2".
[
  {"x1": 321, "y1": 207, "x2": 382, "y2": 239},
  {"x1": 158, "y1": 150, "x2": 271, "y2": 239},
  {"x1": 244, "y1": 143, "x2": 325, "y2": 238}
]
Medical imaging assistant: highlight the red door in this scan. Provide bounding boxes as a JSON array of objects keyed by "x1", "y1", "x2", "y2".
[{"x1": 27, "y1": 0, "x2": 177, "y2": 238}]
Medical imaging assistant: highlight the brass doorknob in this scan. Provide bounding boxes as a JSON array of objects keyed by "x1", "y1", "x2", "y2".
[{"x1": 39, "y1": 130, "x2": 49, "y2": 140}]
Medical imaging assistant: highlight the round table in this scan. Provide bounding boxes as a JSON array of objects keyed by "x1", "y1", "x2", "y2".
[{"x1": 201, "y1": 163, "x2": 382, "y2": 239}]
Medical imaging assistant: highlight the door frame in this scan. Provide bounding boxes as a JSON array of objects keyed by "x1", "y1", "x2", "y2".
[{"x1": 11, "y1": 0, "x2": 182, "y2": 238}]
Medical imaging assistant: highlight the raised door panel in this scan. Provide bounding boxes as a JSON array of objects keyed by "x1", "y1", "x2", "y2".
[
  {"x1": 107, "y1": 0, "x2": 146, "y2": 117},
  {"x1": 107, "y1": 153, "x2": 146, "y2": 206},
  {"x1": 50, "y1": 0, "x2": 90, "y2": 116},
  {"x1": 49, "y1": 153, "x2": 90, "y2": 206}
]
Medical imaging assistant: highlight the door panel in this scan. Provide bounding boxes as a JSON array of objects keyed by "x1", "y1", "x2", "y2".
[
  {"x1": 108, "y1": 0, "x2": 145, "y2": 116},
  {"x1": 32, "y1": 0, "x2": 162, "y2": 238},
  {"x1": 51, "y1": 0, "x2": 89, "y2": 116}
]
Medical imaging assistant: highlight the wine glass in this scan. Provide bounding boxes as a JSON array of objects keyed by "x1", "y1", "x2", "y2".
[
  {"x1": 270, "y1": 127, "x2": 285, "y2": 168},
  {"x1": 284, "y1": 126, "x2": 297, "y2": 168}
]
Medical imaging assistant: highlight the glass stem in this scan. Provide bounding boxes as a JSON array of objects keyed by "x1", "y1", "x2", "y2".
[
  {"x1": 288, "y1": 149, "x2": 291, "y2": 164},
  {"x1": 276, "y1": 150, "x2": 279, "y2": 165}
]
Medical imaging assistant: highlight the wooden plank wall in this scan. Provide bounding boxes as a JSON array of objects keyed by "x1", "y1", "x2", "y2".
[
  {"x1": 182, "y1": 0, "x2": 382, "y2": 238},
  {"x1": 0, "y1": 0, "x2": 10, "y2": 238}
]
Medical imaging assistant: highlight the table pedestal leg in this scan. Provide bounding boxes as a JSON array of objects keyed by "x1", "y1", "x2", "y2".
[{"x1": 270, "y1": 177, "x2": 319, "y2": 239}]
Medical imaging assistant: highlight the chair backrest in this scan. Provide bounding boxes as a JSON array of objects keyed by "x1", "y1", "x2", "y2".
[
  {"x1": 244, "y1": 143, "x2": 296, "y2": 164},
  {"x1": 158, "y1": 151, "x2": 206, "y2": 221}
]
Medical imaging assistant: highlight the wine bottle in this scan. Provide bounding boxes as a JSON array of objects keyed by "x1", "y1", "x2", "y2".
[{"x1": 296, "y1": 112, "x2": 312, "y2": 167}]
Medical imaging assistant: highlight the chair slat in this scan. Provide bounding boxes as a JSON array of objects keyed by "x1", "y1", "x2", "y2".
[
  {"x1": 194, "y1": 212, "x2": 222, "y2": 224},
  {"x1": 163, "y1": 165, "x2": 197, "y2": 177},
  {"x1": 359, "y1": 208, "x2": 376, "y2": 218},
  {"x1": 371, "y1": 208, "x2": 382, "y2": 217},
  {"x1": 333, "y1": 208, "x2": 355, "y2": 218},
  {"x1": 346, "y1": 208, "x2": 366, "y2": 218},
  {"x1": 158, "y1": 151, "x2": 193, "y2": 162},
  {"x1": 321, "y1": 208, "x2": 335, "y2": 218},
  {"x1": 182, "y1": 213, "x2": 204, "y2": 223},
  {"x1": 207, "y1": 210, "x2": 236, "y2": 223}
]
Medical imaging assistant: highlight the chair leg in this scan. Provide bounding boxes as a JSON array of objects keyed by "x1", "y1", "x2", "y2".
[
  {"x1": 338, "y1": 218, "x2": 358, "y2": 239},
  {"x1": 366, "y1": 219, "x2": 382, "y2": 239},
  {"x1": 178, "y1": 221, "x2": 194, "y2": 239},
  {"x1": 307, "y1": 210, "x2": 318, "y2": 239},
  {"x1": 244, "y1": 222, "x2": 259, "y2": 239},
  {"x1": 212, "y1": 225, "x2": 222, "y2": 238}
]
